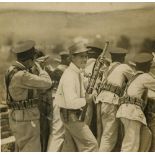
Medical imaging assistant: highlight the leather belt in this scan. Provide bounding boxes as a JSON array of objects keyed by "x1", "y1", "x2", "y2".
[
  {"x1": 101, "y1": 82, "x2": 124, "y2": 97},
  {"x1": 119, "y1": 95, "x2": 145, "y2": 110},
  {"x1": 60, "y1": 108, "x2": 82, "y2": 122},
  {"x1": 7, "y1": 98, "x2": 39, "y2": 110}
]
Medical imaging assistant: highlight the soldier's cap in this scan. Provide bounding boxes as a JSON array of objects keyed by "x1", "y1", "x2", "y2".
[
  {"x1": 69, "y1": 41, "x2": 89, "y2": 55},
  {"x1": 109, "y1": 47, "x2": 128, "y2": 55},
  {"x1": 134, "y1": 53, "x2": 153, "y2": 63},
  {"x1": 128, "y1": 61, "x2": 136, "y2": 67},
  {"x1": 54, "y1": 58, "x2": 61, "y2": 63},
  {"x1": 59, "y1": 51, "x2": 69, "y2": 56},
  {"x1": 12, "y1": 40, "x2": 35, "y2": 54},
  {"x1": 87, "y1": 46, "x2": 103, "y2": 55},
  {"x1": 36, "y1": 55, "x2": 50, "y2": 63}
]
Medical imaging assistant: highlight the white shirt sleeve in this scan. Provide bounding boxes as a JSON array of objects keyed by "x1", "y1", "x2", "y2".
[
  {"x1": 144, "y1": 74, "x2": 155, "y2": 91},
  {"x1": 148, "y1": 90, "x2": 155, "y2": 99}
]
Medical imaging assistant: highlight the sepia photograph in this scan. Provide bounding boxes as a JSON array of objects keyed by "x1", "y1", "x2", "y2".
[{"x1": 0, "y1": 1, "x2": 155, "y2": 152}]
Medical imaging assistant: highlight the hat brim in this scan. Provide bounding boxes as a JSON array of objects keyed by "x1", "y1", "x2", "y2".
[
  {"x1": 109, "y1": 47, "x2": 128, "y2": 54},
  {"x1": 54, "y1": 58, "x2": 61, "y2": 63},
  {"x1": 36, "y1": 55, "x2": 50, "y2": 62},
  {"x1": 60, "y1": 52, "x2": 69, "y2": 56},
  {"x1": 133, "y1": 53, "x2": 153, "y2": 63},
  {"x1": 70, "y1": 48, "x2": 89, "y2": 55}
]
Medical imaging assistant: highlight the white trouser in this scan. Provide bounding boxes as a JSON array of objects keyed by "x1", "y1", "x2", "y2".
[
  {"x1": 60, "y1": 112, "x2": 98, "y2": 152},
  {"x1": 47, "y1": 102, "x2": 65, "y2": 152},
  {"x1": 99, "y1": 102, "x2": 119, "y2": 152},
  {"x1": 121, "y1": 118, "x2": 142, "y2": 152}
]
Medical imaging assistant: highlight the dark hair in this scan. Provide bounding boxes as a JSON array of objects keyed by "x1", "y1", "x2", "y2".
[
  {"x1": 88, "y1": 52, "x2": 99, "y2": 59},
  {"x1": 17, "y1": 47, "x2": 35, "y2": 62},
  {"x1": 111, "y1": 53, "x2": 126, "y2": 63},
  {"x1": 135, "y1": 61, "x2": 152, "y2": 73},
  {"x1": 87, "y1": 47, "x2": 102, "y2": 59}
]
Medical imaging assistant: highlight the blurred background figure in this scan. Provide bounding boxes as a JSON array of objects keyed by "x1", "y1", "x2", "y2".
[
  {"x1": 33, "y1": 49, "x2": 54, "y2": 152},
  {"x1": 47, "y1": 50, "x2": 71, "y2": 152}
]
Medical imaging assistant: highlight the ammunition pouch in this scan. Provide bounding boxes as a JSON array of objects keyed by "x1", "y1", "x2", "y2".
[
  {"x1": 7, "y1": 98, "x2": 39, "y2": 110},
  {"x1": 101, "y1": 82, "x2": 124, "y2": 97},
  {"x1": 119, "y1": 95, "x2": 145, "y2": 111},
  {"x1": 60, "y1": 108, "x2": 82, "y2": 123}
]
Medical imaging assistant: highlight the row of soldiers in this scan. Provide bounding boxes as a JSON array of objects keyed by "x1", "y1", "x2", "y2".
[{"x1": 4, "y1": 40, "x2": 155, "y2": 152}]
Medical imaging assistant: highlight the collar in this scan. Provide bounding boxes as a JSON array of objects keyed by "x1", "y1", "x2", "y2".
[
  {"x1": 85, "y1": 58, "x2": 96, "y2": 68},
  {"x1": 110, "y1": 62, "x2": 121, "y2": 67},
  {"x1": 13, "y1": 61, "x2": 27, "y2": 70},
  {"x1": 135, "y1": 71, "x2": 144, "y2": 74},
  {"x1": 69, "y1": 62, "x2": 81, "y2": 73},
  {"x1": 111, "y1": 61, "x2": 121, "y2": 65},
  {"x1": 57, "y1": 64, "x2": 68, "y2": 72}
]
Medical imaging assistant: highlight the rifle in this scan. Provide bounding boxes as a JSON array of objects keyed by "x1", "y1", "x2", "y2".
[{"x1": 80, "y1": 41, "x2": 109, "y2": 121}]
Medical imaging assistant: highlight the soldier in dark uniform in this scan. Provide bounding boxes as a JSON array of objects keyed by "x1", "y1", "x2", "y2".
[{"x1": 5, "y1": 40, "x2": 52, "y2": 151}]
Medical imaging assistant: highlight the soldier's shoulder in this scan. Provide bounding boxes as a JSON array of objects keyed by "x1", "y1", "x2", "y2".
[
  {"x1": 6, "y1": 65, "x2": 26, "y2": 77},
  {"x1": 119, "y1": 63, "x2": 132, "y2": 70},
  {"x1": 148, "y1": 72, "x2": 155, "y2": 79},
  {"x1": 13, "y1": 69, "x2": 27, "y2": 79},
  {"x1": 120, "y1": 63, "x2": 130, "y2": 67},
  {"x1": 139, "y1": 72, "x2": 154, "y2": 81}
]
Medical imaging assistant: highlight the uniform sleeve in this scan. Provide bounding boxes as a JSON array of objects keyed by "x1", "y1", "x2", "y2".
[
  {"x1": 62, "y1": 74, "x2": 86, "y2": 109},
  {"x1": 19, "y1": 70, "x2": 52, "y2": 89},
  {"x1": 144, "y1": 74, "x2": 155, "y2": 91},
  {"x1": 123, "y1": 65, "x2": 135, "y2": 80},
  {"x1": 148, "y1": 90, "x2": 155, "y2": 100}
]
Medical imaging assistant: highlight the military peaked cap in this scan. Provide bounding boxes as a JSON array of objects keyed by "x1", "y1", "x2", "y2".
[
  {"x1": 12, "y1": 40, "x2": 35, "y2": 54},
  {"x1": 109, "y1": 47, "x2": 128, "y2": 54},
  {"x1": 134, "y1": 53, "x2": 153, "y2": 63},
  {"x1": 59, "y1": 51, "x2": 69, "y2": 56}
]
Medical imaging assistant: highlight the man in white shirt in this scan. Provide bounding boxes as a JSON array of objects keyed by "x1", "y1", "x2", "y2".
[
  {"x1": 96, "y1": 47, "x2": 134, "y2": 151},
  {"x1": 55, "y1": 42, "x2": 98, "y2": 152}
]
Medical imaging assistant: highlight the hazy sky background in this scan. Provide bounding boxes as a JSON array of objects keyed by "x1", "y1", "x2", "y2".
[{"x1": 0, "y1": 2, "x2": 155, "y2": 13}]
